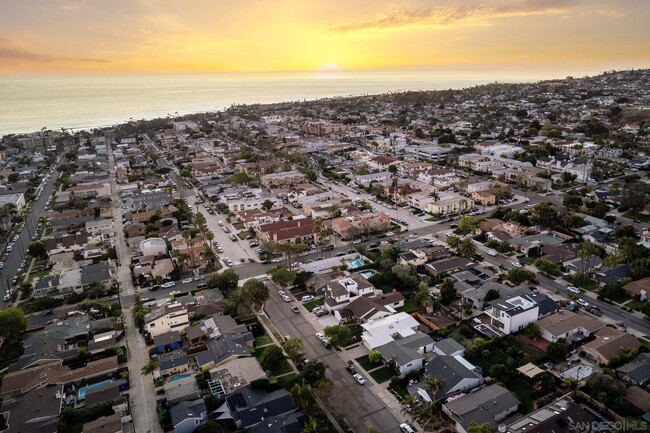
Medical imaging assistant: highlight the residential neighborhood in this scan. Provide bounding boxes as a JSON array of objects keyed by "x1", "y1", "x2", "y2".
[{"x1": 1, "y1": 69, "x2": 650, "y2": 433}]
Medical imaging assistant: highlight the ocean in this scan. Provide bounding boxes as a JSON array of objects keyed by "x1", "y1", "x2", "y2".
[{"x1": 0, "y1": 69, "x2": 548, "y2": 136}]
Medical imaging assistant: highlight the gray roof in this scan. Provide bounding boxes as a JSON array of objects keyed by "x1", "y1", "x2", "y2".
[
  {"x1": 224, "y1": 386, "x2": 296, "y2": 429},
  {"x1": 159, "y1": 350, "x2": 189, "y2": 372},
  {"x1": 247, "y1": 411, "x2": 305, "y2": 433},
  {"x1": 170, "y1": 398, "x2": 207, "y2": 427},
  {"x1": 153, "y1": 331, "x2": 182, "y2": 347},
  {"x1": 617, "y1": 353, "x2": 650, "y2": 384},
  {"x1": 0, "y1": 385, "x2": 62, "y2": 433},
  {"x1": 444, "y1": 384, "x2": 520, "y2": 432},
  {"x1": 424, "y1": 355, "x2": 481, "y2": 399},
  {"x1": 433, "y1": 338, "x2": 464, "y2": 356},
  {"x1": 195, "y1": 333, "x2": 252, "y2": 367},
  {"x1": 80, "y1": 262, "x2": 111, "y2": 285},
  {"x1": 376, "y1": 332, "x2": 433, "y2": 368}
]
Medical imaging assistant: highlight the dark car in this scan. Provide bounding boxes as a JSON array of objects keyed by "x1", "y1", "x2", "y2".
[
  {"x1": 473, "y1": 253, "x2": 484, "y2": 262},
  {"x1": 345, "y1": 364, "x2": 357, "y2": 375},
  {"x1": 148, "y1": 285, "x2": 160, "y2": 291},
  {"x1": 322, "y1": 339, "x2": 332, "y2": 349}
]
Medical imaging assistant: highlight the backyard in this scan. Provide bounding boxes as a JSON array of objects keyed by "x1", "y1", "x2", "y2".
[
  {"x1": 252, "y1": 344, "x2": 293, "y2": 376},
  {"x1": 507, "y1": 378, "x2": 535, "y2": 414},
  {"x1": 302, "y1": 298, "x2": 325, "y2": 312}
]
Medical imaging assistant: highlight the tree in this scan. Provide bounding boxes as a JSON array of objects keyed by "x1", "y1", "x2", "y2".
[
  {"x1": 0, "y1": 307, "x2": 27, "y2": 340},
  {"x1": 446, "y1": 234, "x2": 460, "y2": 249},
  {"x1": 440, "y1": 278, "x2": 457, "y2": 305},
  {"x1": 261, "y1": 199, "x2": 275, "y2": 212},
  {"x1": 534, "y1": 258, "x2": 561, "y2": 276},
  {"x1": 141, "y1": 360, "x2": 159, "y2": 375},
  {"x1": 28, "y1": 240, "x2": 47, "y2": 259},
  {"x1": 282, "y1": 337, "x2": 304, "y2": 362},
  {"x1": 489, "y1": 363, "x2": 510, "y2": 381},
  {"x1": 458, "y1": 238, "x2": 477, "y2": 258},
  {"x1": 484, "y1": 288, "x2": 500, "y2": 302},
  {"x1": 586, "y1": 372, "x2": 626, "y2": 402},
  {"x1": 530, "y1": 202, "x2": 557, "y2": 227},
  {"x1": 241, "y1": 278, "x2": 269, "y2": 309},
  {"x1": 368, "y1": 349, "x2": 382, "y2": 364},
  {"x1": 522, "y1": 323, "x2": 541, "y2": 341},
  {"x1": 324, "y1": 325, "x2": 352, "y2": 348},
  {"x1": 290, "y1": 381, "x2": 316, "y2": 413},
  {"x1": 300, "y1": 360, "x2": 327, "y2": 385},
  {"x1": 576, "y1": 242, "x2": 601, "y2": 276},
  {"x1": 621, "y1": 181, "x2": 650, "y2": 214},
  {"x1": 302, "y1": 418, "x2": 320, "y2": 433},
  {"x1": 507, "y1": 268, "x2": 535, "y2": 285},
  {"x1": 424, "y1": 375, "x2": 443, "y2": 396},
  {"x1": 206, "y1": 269, "x2": 239, "y2": 293},
  {"x1": 467, "y1": 422, "x2": 493, "y2": 433},
  {"x1": 457, "y1": 215, "x2": 479, "y2": 234},
  {"x1": 270, "y1": 267, "x2": 296, "y2": 289},
  {"x1": 260, "y1": 345, "x2": 285, "y2": 371},
  {"x1": 547, "y1": 341, "x2": 567, "y2": 363}
]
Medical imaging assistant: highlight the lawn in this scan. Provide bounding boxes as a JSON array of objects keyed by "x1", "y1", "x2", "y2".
[
  {"x1": 397, "y1": 297, "x2": 419, "y2": 314},
  {"x1": 356, "y1": 355, "x2": 380, "y2": 372},
  {"x1": 254, "y1": 335, "x2": 274, "y2": 347},
  {"x1": 520, "y1": 257, "x2": 536, "y2": 266},
  {"x1": 253, "y1": 345, "x2": 294, "y2": 376},
  {"x1": 507, "y1": 378, "x2": 535, "y2": 414},
  {"x1": 302, "y1": 298, "x2": 325, "y2": 312},
  {"x1": 28, "y1": 268, "x2": 51, "y2": 283},
  {"x1": 470, "y1": 349, "x2": 510, "y2": 373},
  {"x1": 271, "y1": 373, "x2": 297, "y2": 389},
  {"x1": 369, "y1": 366, "x2": 397, "y2": 384}
]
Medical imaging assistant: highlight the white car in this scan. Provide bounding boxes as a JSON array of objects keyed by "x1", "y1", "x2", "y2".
[
  {"x1": 353, "y1": 374, "x2": 366, "y2": 385},
  {"x1": 511, "y1": 262, "x2": 522, "y2": 268},
  {"x1": 577, "y1": 298, "x2": 589, "y2": 307},
  {"x1": 194, "y1": 275, "x2": 204, "y2": 281},
  {"x1": 315, "y1": 332, "x2": 325, "y2": 341},
  {"x1": 271, "y1": 258, "x2": 282, "y2": 263},
  {"x1": 281, "y1": 295, "x2": 291, "y2": 302},
  {"x1": 485, "y1": 249, "x2": 498, "y2": 257},
  {"x1": 301, "y1": 295, "x2": 314, "y2": 302},
  {"x1": 182, "y1": 278, "x2": 192, "y2": 284},
  {"x1": 278, "y1": 290, "x2": 286, "y2": 296},
  {"x1": 353, "y1": 239, "x2": 362, "y2": 244},
  {"x1": 161, "y1": 281, "x2": 176, "y2": 288},
  {"x1": 568, "y1": 286, "x2": 581, "y2": 294}
]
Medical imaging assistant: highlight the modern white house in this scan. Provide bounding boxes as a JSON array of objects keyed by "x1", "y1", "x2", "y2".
[
  {"x1": 361, "y1": 312, "x2": 420, "y2": 350},
  {"x1": 485, "y1": 294, "x2": 539, "y2": 335}
]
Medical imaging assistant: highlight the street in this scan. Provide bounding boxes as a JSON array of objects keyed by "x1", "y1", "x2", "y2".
[{"x1": 263, "y1": 280, "x2": 403, "y2": 433}]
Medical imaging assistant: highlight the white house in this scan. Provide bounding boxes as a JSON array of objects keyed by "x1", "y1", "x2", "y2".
[
  {"x1": 361, "y1": 312, "x2": 420, "y2": 350},
  {"x1": 144, "y1": 304, "x2": 190, "y2": 337},
  {"x1": 427, "y1": 194, "x2": 474, "y2": 216},
  {"x1": 485, "y1": 294, "x2": 539, "y2": 335},
  {"x1": 140, "y1": 237, "x2": 168, "y2": 257}
]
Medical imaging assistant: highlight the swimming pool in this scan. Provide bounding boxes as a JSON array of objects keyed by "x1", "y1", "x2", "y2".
[
  {"x1": 358, "y1": 270, "x2": 377, "y2": 279},
  {"x1": 346, "y1": 259, "x2": 363, "y2": 269},
  {"x1": 78, "y1": 380, "x2": 113, "y2": 400},
  {"x1": 169, "y1": 373, "x2": 193, "y2": 383}
]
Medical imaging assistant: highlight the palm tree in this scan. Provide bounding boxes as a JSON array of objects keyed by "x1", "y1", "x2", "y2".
[
  {"x1": 458, "y1": 238, "x2": 477, "y2": 258},
  {"x1": 603, "y1": 249, "x2": 624, "y2": 285},
  {"x1": 301, "y1": 418, "x2": 320, "y2": 433},
  {"x1": 141, "y1": 360, "x2": 159, "y2": 376},
  {"x1": 290, "y1": 381, "x2": 316, "y2": 414},
  {"x1": 424, "y1": 375, "x2": 444, "y2": 397}
]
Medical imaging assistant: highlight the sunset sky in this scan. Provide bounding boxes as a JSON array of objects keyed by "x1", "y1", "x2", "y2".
[{"x1": 0, "y1": 0, "x2": 648, "y2": 74}]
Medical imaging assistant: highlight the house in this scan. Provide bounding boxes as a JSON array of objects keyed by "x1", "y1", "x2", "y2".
[
  {"x1": 582, "y1": 327, "x2": 641, "y2": 366},
  {"x1": 417, "y1": 354, "x2": 482, "y2": 401},
  {"x1": 425, "y1": 257, "x2": 475, "y2": 276},
  {"x1": 443, "y1": 384, "x2": 520, "y2": 433},
  {"x1": 82, "y1": 413, "x2": 123, "y2": 433},
  {"x1": 323, "y1": 274, "x2": 377, "y2": 312},
  {"x1": 0, "y1": 385, "x2": 62, "y2": 433},
  {"x1": 164, "y1": 375, "x2": 201, "y2": 404},
  {"x1": 485, "y1": 293, "x2": 539, "y2": 335},
  {"x1": 623, "y1": 277, "x2": 650, "y2": 301},
  {"x1": 398, "y1": 249, "x2": 428, "y2": 266},
  {"x1": 537, "y1": 310, "x2": 604, "y2": 343},
  {"x1": 617, "y1": 353, "x2": 650, "y2": 387},
  {"x1": 215, "y1": 386, "x2": 302, "y2": 431},
  {"x1": 140, "y1": 237, "x2": 168, "y2": 256},
  {"x1": 194, "y1": 333, "x2": 253, "y2": 369},
  {"x1": 159, "y1": 350, "x2": 190, "y2": 377},
  {"x1": 361, "y1": 312, "x2": 420, "y2": 350},
  {"x1": 376, "y1": 332, "x2": 434, "y2": 375},
  {"x1": 433, "y1": 338, "x2": 465, "y2": 357},
  {"x1": 170, "y1": 399, "x2": 207, "y2": 433},
  {"x1": 209, "y1": 357, "x2": 267, "y2": 396},
  {"x1": 260, "y1": 171, "x2": 306, "y2": 188},
  {"x1": 331, "y1": 212, "x2": 391, "y2": 240},
  {"x1": 471, "y1": 189, "x2": 497, "y2": 206},
  {"x1": 427, "y1": 194, "x2": 474, "y2": 216},
  {"x1": 258, "y1": 217, "x2": 314, "y2": 244},
  {"x1": 624, "y1": 386, "x2": 650, "y2": 414},
  {"x1": 154, "y1": 331, "x2": 183, "y2": 353},
  {"x1": 506, "y1": 397, "x2": 602, "y2": 433},
  {"x1": 144, "y1": 304, "x2": 189, "y2": 337}
]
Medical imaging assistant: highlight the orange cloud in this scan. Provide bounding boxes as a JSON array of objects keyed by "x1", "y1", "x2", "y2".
[{"x1": 325, "y1": 0, "x2": 580, "y2": 34}]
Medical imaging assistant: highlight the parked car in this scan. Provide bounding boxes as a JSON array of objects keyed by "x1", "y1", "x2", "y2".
[
  {"x1": 182, "y1": 278, "x2": 192, "y2": 284},
  {"x1": 315, "y1": 332, "x2": 325, "y2": 341},
  {"x1": 400, "y1": 424, "x2": 416, "y2": 433},
  {"x1": 353, "y1": 374, "x2": 366, "y2": 385},
  {"x1": 161, "y1": 281, "x2": 176, "y2": 288},
  {"x1": 568, "y1": 286, "x2": 581, "y2": 294},
  {"x1": 345, "y1": 363, "x2": 357, "y2": 375},
  {"x1": 282, "y1": 295, "x2": 291, "y2": 302},
  {"x1": 291, "y1": 306, "x2": 300, "y2": 314},
  {"x1": 301, "y1": 295, "x2": 314, "y2": 302},
  {"x1": 577, "y1": 298, "x2": 589, "y2": 307},
  {"x1": 321, "y1": 339, "x2": 332, "y2": 349}
]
